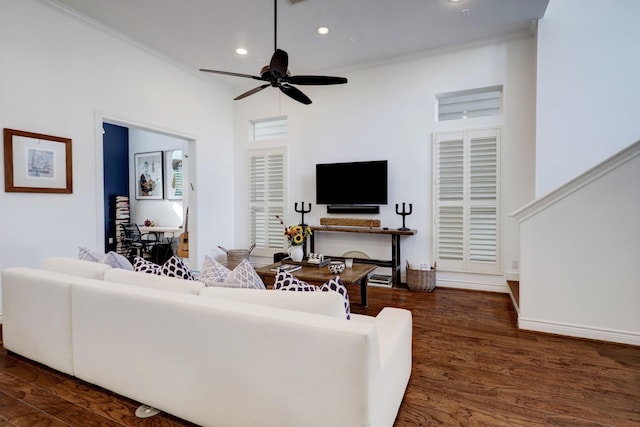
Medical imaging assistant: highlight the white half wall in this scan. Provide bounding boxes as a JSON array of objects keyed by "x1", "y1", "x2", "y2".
[
  {"x1": 536, "y1": 0, "x2": 640, "y2": 196},
  {"x1": 0, "y1": 0, "x2": 235, "y2": 315},
  {"x1": 514, "y1": 142, "x2": 640, "y2": 345}
]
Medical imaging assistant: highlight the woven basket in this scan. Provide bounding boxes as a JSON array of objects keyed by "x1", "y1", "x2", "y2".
[{"x1": 405, "y1": 261, "x2": 436, "y2": 292}]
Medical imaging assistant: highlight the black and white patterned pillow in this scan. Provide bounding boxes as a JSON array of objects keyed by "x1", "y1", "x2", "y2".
[
  {"x1": 161, "y1": 256, "x2": 195, "y2": 280},
  {"x1": 133, "y1": 257, "x2": 162, "y2": 275},
  {"x1": 134, "y1": 256, "x2": 195, "y2": 280},
  {"x1": 274, "y1": 270, "x2": 351, "y2": 319}
]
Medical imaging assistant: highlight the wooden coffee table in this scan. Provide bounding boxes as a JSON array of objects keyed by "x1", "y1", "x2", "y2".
[{"x1": 255, "y1": 262, "x2": 377, "y2": 307}]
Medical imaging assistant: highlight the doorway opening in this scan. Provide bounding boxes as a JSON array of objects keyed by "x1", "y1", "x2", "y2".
[{"x1": 96, "y1": 115, "x2": 196, "y2": 265}]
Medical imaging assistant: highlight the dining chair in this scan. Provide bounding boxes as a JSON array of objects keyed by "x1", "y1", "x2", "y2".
[{"x1": 120, "y1": 223, "x2": 157, "y2": 261}]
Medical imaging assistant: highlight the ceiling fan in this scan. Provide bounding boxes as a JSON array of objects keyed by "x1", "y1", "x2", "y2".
[{"x1": 199, "y1": 0, "x2": 347, "y2": 105}]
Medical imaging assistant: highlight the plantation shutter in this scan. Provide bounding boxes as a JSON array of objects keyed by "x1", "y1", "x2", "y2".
[
  {"x1": 436, "y1": 135, "x2": 464, "y2": 262},
  {"x1": 434, "y1": 129, "x2": 500, "y2": 274},
  {"x1": 249, "y1": 149, "x2": 286, "y2": 254}
]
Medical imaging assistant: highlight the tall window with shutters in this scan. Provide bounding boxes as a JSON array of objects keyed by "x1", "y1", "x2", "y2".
[
  {"x1": 433, "y1": 128, "x2": 501, "y2": 274},
  {"x1": 248, "y1": 148, "x2": 287, "y2": 256}
]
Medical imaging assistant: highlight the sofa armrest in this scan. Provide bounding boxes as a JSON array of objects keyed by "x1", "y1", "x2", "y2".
[
  {"x1": 2, "y1": 267, "x2": 77, "y2": 375},
  {"x1": 371, "y1": 307, "x2": 413, "y2": 426}
]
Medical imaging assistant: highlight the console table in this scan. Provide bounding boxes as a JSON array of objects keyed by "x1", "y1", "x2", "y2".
[{"x1": 307, "y1": 226, "x2": 417, "y2": 287}]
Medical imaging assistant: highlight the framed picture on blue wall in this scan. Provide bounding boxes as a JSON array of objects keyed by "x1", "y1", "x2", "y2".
[
  {"x1": 164, "y1": 149, "x2": 183, "y2": 200},
  {"x1": 134, "y1": 151, "x2": 163, "y2": 200}
]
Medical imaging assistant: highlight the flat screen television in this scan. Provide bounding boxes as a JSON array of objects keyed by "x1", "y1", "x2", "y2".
[{"x1": 316, "y1": 160, "x2": 388, "y2": 206}]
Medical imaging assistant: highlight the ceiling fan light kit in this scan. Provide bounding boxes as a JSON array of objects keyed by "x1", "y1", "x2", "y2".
[{"x1": 199, "y1": 0, "x2": 347, "y2": 105}]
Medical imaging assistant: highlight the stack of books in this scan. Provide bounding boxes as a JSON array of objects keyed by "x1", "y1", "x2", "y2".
[
  {"x1": 368, "y1": 274, "x2": 392, "y2": 287},
  {"x1": 114, "y1": 195, "x2": 130, "y2": 255}
]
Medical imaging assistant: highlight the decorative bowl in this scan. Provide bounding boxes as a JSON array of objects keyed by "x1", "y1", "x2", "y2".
[{"x1": 328, "y1": 261, "x2": 345, "y2": 275}]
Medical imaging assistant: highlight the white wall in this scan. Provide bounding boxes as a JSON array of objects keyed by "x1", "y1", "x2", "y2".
[
  {"x1": 536, "y1": 0, "x2": 640, "y2": 196},
  {"x1": 0, "y1": 0, "x2": 235, "y2": 313},
  {"x1": 128, "y1": 128, "x2": 186, "y2": 227},
  {"x1": 233, "y1": 36, "x2": 537, "y2": 289}
]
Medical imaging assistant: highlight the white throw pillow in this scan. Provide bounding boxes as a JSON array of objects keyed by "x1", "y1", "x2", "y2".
[
  {"x1": 198, "y1": 255, "x2": 232, "y2": 285},
  {"x1": 222, "y1": 259, "x2": 266, "y2": 289},
  {"x1": 199, "y1": 257, "x2": 265, "y2": 289},
  {"x1": 79, "y1": 247, "x2": 134, "y2": 271}
]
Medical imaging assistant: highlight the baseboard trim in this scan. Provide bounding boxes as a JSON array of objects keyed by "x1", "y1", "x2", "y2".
[
  {"x1": 436, "y1": 278, "x2": 508, "y2": 294},
  {"x1": 518, "y1": 317, "x2": 640, "y2": 346}
]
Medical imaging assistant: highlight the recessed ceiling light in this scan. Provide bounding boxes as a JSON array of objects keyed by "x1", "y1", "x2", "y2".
[
  {"x1": 317, "y1": 26, "x2": 330, "y2": 35},
  {"x1": 236, "y1": 48, "x2": 248, "y2": 55}
]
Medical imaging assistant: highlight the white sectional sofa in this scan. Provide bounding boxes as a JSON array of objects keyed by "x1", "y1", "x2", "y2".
[{"x1": 2, "y1": 257, "x2": 412, "y2": 427}]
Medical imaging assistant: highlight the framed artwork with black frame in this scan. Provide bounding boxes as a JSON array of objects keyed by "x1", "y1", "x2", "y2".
[
  {"x1": 134, "y1": 151, "x2": 163, "y2": 200},
  {"x1": 4, "y1": 128, "x2": 73, "y2": 194},
  {"x1": 164, "y1": 149, "x2": 183, "y2": 200}
]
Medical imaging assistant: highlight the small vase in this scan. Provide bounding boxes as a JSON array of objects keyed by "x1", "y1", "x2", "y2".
[{"x1": 288, "y1": 245, "x2": 304, "y2": 262}]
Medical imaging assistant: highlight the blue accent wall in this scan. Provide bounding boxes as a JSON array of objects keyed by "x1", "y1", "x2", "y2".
[{"x1": 103, "y1": 123, "x2": 129, "y2": 252}]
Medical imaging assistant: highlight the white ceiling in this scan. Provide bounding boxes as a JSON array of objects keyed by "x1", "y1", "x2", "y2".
[{"x1": 50, "y1": 0, "x2": 549, "y2": 90}]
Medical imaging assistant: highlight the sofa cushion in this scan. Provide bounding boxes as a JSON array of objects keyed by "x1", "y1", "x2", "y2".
[
  {"x1": 42, "y1": 257, "x2": 112, "y2": 280},
  {"x1": 199, "y1": 287, "x2": 346, "y2": 318},
  {"x1": 79, "y1": 247, "x2": 134, "y2": 271},
  {"x1": 104, "y1": 268, "x2": 204, "y2": 295},
  {"x1": 273, "y1": 270, "x2": 351, "y2": 319}
]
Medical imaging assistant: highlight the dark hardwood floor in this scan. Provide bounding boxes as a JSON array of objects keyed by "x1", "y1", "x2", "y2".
[{"x1": 1, "y1": 285, "x2": 638, "y2": 426}]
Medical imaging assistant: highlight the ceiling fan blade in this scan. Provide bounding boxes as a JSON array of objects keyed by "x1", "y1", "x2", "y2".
[
  {"x1": 279, "y1": 84, "x2": 312, "y2": 105},
  {"x1": 269, "y1": 49, "x2": 289, "y2": 78},
  {"x1": 285, "y1": 75, "x2": 348, "y2": 85},
  {"x1": 199, "y1": 69, "x2": 264, "y2": 81},
  {"x1": 234, "y1": 84, "x2": 270, "y2": 100}
]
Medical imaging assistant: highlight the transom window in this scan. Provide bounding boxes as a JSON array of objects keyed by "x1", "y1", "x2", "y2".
[
  {"x1": 436, "y1": 86, "x2": 503, "y2": 121},
  {"x1": 250, "y1": 116, "x2": 288, "y2": 142}
]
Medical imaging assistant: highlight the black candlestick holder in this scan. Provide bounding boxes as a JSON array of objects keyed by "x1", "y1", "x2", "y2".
[
  {"x1": 295, "y1": 202, "x2": 312, "y2": 227},
  {"x1": 396, "y1": 202, "x2": 413, "y2": 231}
]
